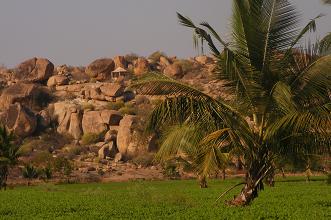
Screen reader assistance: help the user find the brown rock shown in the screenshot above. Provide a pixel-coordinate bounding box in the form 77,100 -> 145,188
99,83 -> 124,98
47,75 -> 69,87
0,83 -> 46,110
195,55 -> 213,65
85,58 -> 115,80
114,56 -> 127,68
37,109 -> 51,129
68,112 -> 83,139
134,58 -> 149,76
82,110 -> 122,134
117,115 -> 137,157
114,152 -> 123,162
164,64 -> 183,79
0,103 -> 37,137
159,56 -> 171,66
15,57 -> 54,83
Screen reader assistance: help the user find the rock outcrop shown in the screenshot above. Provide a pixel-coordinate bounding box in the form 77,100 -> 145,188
47,75 -> 69,87
82,110 -> 123,134
85,58 -> 115,80
164,63 -> 183,79
0,103 -> 37,137
0,83 -> 47,110
117,115 -> 137,157
51,102 -> 83,139
134,58 -> 149,76
14,57 -> 54,83
114,56 -> 127,68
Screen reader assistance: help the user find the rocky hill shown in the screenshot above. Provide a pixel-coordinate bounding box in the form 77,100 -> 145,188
0,53 -> 230,183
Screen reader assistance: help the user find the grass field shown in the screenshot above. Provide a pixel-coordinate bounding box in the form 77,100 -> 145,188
0,177 -> 330,219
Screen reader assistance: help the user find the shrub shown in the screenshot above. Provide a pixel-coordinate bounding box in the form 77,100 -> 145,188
119,106 -> 136,115
162,161 -> 180,178
125,53 -> 140,64
81,132 -> 105,145
148,51 -> 167,63
173,59 -> 194,73
22,164 -> 39,181
132,153 -> 155,167
81,103 -> 95,111
30,151 -> 53,166
107,100 -> 125,111
40,166 -> 52,181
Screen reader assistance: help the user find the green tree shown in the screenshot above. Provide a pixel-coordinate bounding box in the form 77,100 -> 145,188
0,126 -> 20,190
132,0 -> 331,206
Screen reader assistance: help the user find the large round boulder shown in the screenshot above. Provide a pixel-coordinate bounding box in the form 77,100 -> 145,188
82,110 -> 123,134
47,75 -> 69,87
85,58 -> 115,80
15,57 -> 54,83
164,63 -> 183,79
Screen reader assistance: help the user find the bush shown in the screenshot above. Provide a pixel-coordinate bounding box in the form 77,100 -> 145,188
125,53 -> 140,64
107,100 -> 125,111
22,164 -> 39,180
40,166 -> 52,181
132,153 -> 155,167
148,51 -> 167,63
162,161 -> 180,178
30,151 -> 53,166
119,106 -> 136,115
81,132 -> 105,145
173,59 -> 194,73
81,103 -> 95,111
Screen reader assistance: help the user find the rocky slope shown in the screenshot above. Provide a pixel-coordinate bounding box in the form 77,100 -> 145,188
0,54 -> 226,183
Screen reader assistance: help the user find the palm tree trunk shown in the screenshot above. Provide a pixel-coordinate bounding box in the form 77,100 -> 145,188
198,175 -> 208,188
222,169 -> 226,180
0,166 -> 8,190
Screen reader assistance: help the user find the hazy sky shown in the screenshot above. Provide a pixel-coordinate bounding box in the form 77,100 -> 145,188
0,0 -> 330,67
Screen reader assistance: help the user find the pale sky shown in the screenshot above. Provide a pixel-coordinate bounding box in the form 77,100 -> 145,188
0,0 -> 329,67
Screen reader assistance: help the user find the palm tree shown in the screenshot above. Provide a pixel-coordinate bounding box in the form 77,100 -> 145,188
0,126 -> 20,190
132,0 -> 331,206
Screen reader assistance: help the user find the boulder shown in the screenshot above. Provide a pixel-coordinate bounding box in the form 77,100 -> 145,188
51,102 -> 83,139
47,75 -> 69,87
68,112 -> 83,139
98,141 -> 117,159
37,109 -> 51,129
82,110 -> 123,134
195,56 -> 213,65
134,58 -> 149,76
114,152 -> 123,162
114,56 -> 127,68
0,83 -> 46,110
15,57 -> 54,83
99,83 -> 124,98
159,56 -> 171,66
117,115 -> 137,157
164,64 -> 183,79
85,58 -> 115,80
104,130 -> 117,142
0,103 -> 37,137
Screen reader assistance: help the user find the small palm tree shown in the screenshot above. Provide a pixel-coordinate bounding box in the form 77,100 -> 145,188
22,164 -> 39,186
133,0 -> 331,206
0,126 -> 20,190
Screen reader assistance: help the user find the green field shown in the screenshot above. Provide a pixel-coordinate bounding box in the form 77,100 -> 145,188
0,177 -> 330,219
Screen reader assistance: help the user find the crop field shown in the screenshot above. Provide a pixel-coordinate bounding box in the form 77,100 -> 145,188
0,177 -> 330,219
